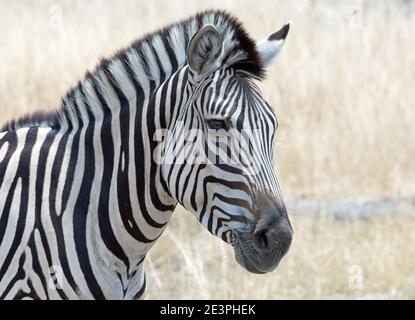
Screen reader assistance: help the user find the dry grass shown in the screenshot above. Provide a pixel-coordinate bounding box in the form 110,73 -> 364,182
146,207 -> 415,299
0,0 -> 414,299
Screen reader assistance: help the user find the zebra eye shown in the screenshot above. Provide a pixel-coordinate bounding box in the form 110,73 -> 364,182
206,118 -> 230,131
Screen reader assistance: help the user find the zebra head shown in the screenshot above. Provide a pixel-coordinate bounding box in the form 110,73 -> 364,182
160,20 -> 292,274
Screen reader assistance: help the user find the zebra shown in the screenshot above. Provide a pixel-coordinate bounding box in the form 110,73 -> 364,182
0,10 -> 292,299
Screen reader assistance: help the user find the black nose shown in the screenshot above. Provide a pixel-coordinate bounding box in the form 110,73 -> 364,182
252,194 -> 293,255
253,215 -> 276,251
253,222 -> 292,254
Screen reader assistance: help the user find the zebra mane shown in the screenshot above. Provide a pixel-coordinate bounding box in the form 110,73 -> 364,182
2,10 -> 264,131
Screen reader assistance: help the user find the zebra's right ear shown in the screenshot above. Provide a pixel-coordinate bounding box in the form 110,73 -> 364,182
187,24 -> 223,78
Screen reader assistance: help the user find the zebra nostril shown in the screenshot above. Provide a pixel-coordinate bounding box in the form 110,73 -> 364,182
253,228 -> 270,251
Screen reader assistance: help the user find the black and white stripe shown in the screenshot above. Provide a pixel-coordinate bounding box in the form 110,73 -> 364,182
0,10 -> 291,299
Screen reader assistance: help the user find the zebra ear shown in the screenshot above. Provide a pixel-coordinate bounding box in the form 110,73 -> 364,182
187,24 -> 223,77
256,22 -> 290,68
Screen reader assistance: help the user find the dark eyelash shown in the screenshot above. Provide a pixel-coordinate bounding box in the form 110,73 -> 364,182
206,118 -> 231,131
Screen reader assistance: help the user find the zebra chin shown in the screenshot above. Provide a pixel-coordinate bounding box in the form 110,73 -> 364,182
234,249 -> 278,274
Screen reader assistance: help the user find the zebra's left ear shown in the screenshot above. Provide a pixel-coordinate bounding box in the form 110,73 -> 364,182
256,22 -> 290,68
187,24 -> 223,77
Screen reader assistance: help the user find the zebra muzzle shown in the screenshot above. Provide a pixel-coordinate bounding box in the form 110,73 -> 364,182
234,192 -> 293,274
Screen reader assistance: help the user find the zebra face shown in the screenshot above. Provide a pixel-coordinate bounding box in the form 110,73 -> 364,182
161,22 -> 292,274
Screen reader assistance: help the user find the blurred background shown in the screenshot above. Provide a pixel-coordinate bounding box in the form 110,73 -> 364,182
0,0 -> 414,299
